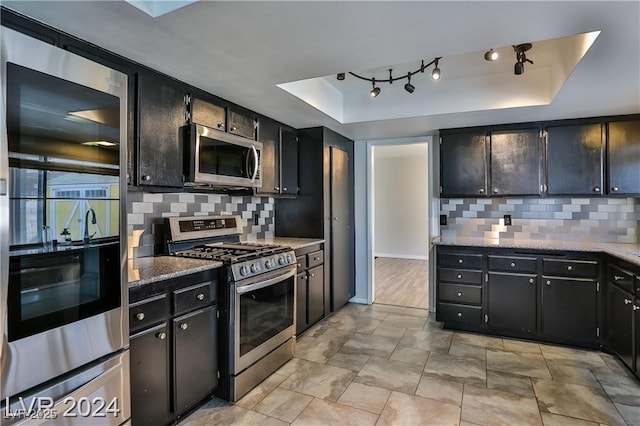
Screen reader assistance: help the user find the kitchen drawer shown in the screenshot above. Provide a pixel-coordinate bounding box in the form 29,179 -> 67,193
173,282 -> 214,315
439,283 -> 481,305
608,264 -> 635,293
488,256 -> 537,273
307,250 -> 324,269
130,294 -> 169,333
437,302 -> 482,324
543,259 -> 598,278
296,255 -> 308,273
438,268 -> 482,285
438,253 -> 482,269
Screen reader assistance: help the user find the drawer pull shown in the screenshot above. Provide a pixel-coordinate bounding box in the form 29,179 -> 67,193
457,292 -> 462,297
196,293 -> 206,301
314,257 -> 321,261
457,312 -> 463,318
624,299 -> 633,305
310,273 -> 315,277
633,305 -> 640,311
614,275 -> 625,281
546,280 -> 551,286
458,259 -> 463,264
156,332 -> 166,340
529,278 -> 534,284
180,323 -> 189,330
567,265 -> 573,271
298,263 -> 302,267
136,312 -> 145,321
457,274 -> 462,279
510,262 -> 516,267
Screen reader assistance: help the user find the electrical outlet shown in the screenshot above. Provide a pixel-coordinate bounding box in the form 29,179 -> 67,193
440,214 -> 447,226
254,213 -> 259,226
504,214 -> 512,226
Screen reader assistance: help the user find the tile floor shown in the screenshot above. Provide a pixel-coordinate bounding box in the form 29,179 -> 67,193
181,303 -> 640,426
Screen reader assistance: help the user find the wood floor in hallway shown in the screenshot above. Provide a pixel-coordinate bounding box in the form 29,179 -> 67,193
374,257 -> 429,309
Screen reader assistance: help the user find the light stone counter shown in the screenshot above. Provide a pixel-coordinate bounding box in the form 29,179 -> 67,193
251,237 -> 325,250
432,236 -> 640,266
128,256 -> 223,288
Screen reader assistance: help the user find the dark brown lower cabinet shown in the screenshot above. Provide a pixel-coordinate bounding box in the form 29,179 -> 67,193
295,244 -> 325,335
541,276 -> 597,344
607,283 -> 634,369
130,323 -> 171,426
487,272 -> 537,333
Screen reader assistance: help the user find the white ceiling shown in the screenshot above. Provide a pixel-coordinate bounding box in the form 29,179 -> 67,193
3,1 -> 639,141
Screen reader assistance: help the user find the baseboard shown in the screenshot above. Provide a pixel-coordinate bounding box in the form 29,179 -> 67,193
374,252 -> 428,261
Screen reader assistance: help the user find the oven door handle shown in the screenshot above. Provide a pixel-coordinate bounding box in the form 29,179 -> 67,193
236,268 -> 296,294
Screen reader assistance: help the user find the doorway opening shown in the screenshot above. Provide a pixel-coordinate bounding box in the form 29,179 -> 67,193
372,143 -> 429,309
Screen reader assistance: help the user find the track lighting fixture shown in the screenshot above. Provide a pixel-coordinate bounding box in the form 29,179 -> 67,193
404,73 -> 415,93
431,58 -> 441,80
513,43 -> 533,75
484,49 -> 499,61
370,79 -> 380,97
338,57 -> 442,98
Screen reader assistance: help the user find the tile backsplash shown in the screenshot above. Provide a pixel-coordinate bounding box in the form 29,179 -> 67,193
127,192 -> 275,258
440,197 -> 640,243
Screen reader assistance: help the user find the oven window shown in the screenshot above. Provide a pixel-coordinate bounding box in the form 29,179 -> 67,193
238,278 -> 294,357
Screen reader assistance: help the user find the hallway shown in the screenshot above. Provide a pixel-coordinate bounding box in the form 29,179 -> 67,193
374,257 -> 429,309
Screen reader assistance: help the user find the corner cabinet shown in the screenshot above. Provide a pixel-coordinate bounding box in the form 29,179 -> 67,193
129,270 -> 219,425
435,245 -> 603,348
256,117 -> 298,196
136,71 -> 188,187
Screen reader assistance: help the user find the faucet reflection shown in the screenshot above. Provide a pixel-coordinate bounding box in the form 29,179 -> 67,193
84,208 -> 97,243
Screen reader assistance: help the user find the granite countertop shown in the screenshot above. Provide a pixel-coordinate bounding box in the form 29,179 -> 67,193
432,236 -> 640,266
251,237 -> 325,250
128,256 -> 223,288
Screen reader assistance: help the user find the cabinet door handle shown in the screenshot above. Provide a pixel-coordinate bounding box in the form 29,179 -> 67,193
180,323 -> 189,330
546,280 -> 551,286
457,274 -> 462,279
593,186 -> 600,193
567,265 -> 573,271
633,305 -> 640,311
492,189 -> 498,194
457,312 -> 463,318
310,273 -> 315,277
612,186 -> 619,192
614,275 -> 625,281
458,259 -> 463,264
479,188 -> 485,194
457,292 -> 462,297
217,123 -> 224,129
136,312 -> 145,321
156,332 -> 166,340
142,175 -> 151,181
275,186 -> 280,191
510,262 -> 516,267
196,293 -> 205,301
624,299 -> 633,305
529,278 -> 534,284
231,126 -> 237,132
283,187 -> 288,191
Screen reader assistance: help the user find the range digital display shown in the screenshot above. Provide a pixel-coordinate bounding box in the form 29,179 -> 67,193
179,218 -> 236,233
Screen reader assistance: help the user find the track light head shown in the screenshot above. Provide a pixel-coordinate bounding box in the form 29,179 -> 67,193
484,49 -> 499,61
513,43 -> 533,75
337,73 -> 345,80
514,61 -> 525,75
370,79 -> 380,97
431,58 -> 441,80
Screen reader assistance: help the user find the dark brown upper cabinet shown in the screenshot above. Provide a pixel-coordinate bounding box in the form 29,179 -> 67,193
136,71 -> 187,187
545,123 -> 604,196
228,106 -> 257,140
607,119 -> 640,195
440,131 -> 488,197
189,94 -> 226,132
490,128 -> 541,196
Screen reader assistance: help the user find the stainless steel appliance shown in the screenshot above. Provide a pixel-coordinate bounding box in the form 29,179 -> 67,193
1,27 -> 130,424
166,215 -> 295,402
183,123 -> 263,189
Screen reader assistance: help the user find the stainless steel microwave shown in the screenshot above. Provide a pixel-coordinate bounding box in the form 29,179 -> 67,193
183,123 -> 262,188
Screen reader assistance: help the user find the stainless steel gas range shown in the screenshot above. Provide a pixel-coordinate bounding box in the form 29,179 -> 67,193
165,215 -> 296,402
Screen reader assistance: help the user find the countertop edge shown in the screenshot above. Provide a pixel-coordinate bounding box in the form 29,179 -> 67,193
128,258 -> 223,288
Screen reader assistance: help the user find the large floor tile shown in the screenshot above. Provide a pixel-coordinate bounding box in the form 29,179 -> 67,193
449,340 -> 487,361
399,329 -> 453,353
253,388 -> 313,422
486,370 -> 535,397
614,402 -> 640,426
380,313 -> 426,330
326,352 -> 370,372
295,335 -> 343,363
280,361 -> 356,402
291,398 -> 378,426
372,324 -> 407,338
415,376 -> 464,406
369,304 -> 407,315
547,364 -> 601,389
533,378 -> 626,425
593,369 -> 640,406
340,332 -> 399,358
389,346 -> 430,366
539,344 -> 608,370
180,398 -> 287,426
540,412 -> 598,426
503,338 -> 542,354
336,382 -> 391,414
325,314 -> 382,334
487,348 -> 552,379
453,332 -> 504,349
378,391 -> 461,426
461,384 -> 542,425
424,352 -> 487,386
402,307 -> 430,318
236,373 -> 288,409
354,356 -> 423,394
598,352 -> 633,377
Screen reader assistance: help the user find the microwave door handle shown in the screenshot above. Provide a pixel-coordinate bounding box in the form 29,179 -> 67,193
250,144 -> 259,182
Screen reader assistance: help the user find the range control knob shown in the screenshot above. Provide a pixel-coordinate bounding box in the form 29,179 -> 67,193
278,256 -> 286,265
250,262 -> 261,273
239,265 -> 249,276
265,259 -> 274,269
286,254 -> 293,264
